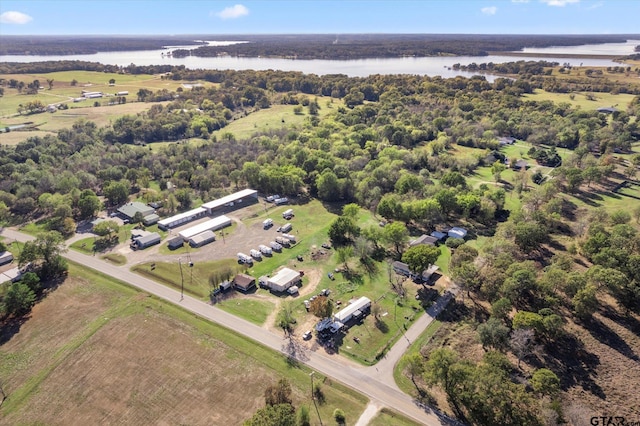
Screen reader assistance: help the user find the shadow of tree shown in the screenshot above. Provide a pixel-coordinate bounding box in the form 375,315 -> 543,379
586,316 -> 639,361
0,316 -> 29,346
374,318 -> 389,333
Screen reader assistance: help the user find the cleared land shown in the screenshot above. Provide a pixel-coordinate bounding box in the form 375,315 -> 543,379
523,89 -> 636,111
0,263 -> 368,425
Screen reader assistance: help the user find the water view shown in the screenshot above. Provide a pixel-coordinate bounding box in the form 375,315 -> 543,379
0,40 -> 635,80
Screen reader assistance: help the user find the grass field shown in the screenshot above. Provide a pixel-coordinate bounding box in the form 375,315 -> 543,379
0,262 -> 368,425
370,408 -> 422,426
523,89 -> 636,111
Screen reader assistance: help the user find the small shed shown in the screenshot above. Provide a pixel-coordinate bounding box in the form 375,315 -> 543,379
234,273 -> 256,292
0,251 -> 14,266
448,227 -> 468,239
167,236 -> 184,250
267,267 -> 301,292
409,234 -> 438,247
188,230 -> 216,248
131,232 -> 161,250
392,261 -> 411,277
143,213 -> 160,226
430,231 -> 447,241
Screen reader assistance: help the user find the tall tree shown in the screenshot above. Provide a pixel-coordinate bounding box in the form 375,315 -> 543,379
402,245 -> 441,276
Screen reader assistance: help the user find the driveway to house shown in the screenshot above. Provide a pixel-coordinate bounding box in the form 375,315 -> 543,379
2,228 -> 459,426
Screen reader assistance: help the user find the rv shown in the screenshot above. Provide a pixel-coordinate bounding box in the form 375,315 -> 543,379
270,241 -> 283,251
282,209 -> 294,219
282,233 -> 296,243
250,249 -> 262,260
263,218 -> 273,229
280,223 -> 293,233
258,244 -> 273,256
237,252 -> 253,264
275,236 -> 290,247
274,197 -> 289,205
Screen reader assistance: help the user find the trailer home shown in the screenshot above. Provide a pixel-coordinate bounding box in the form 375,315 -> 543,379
258,244 -> 273,255
250,249 -> 262,260
280,223 -> 292,233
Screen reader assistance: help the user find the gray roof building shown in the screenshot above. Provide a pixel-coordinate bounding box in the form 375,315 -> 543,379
118,202 -> 155,220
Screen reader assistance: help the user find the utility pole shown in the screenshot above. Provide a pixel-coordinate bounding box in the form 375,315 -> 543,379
178,257 -> 184,300
310,371 -> 323,425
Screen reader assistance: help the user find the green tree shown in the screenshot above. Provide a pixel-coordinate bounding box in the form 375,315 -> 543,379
328,216 -> 360,246
265,378 -> 293,406
514,222 -> 547,253
402,352 -> 425,392
402,245 -> 441,276
478,317 -> 510,351
103,181 -> 129,206
572,283 -> 598,320
296,406 -> 310,426
333,408 -> 346,424
244,404 -> 295,426
276,302 -> 296,336
491,161 -> 507,182
18,231 -> 68,279
530,368 -> 560,397
491,298 -> 512,321
77,189 -> 102,219
451,261 -> 481,297
92,220 -> 120,237
383,222 -> 409,256
4,282 -> 36,316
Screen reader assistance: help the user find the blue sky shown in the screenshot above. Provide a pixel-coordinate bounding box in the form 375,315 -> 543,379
0,0 -> 638,35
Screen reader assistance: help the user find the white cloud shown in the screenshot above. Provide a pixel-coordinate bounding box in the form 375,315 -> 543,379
587,1 -> 603,10
540,0 -> 580,6
481,6 -> 498,15
0,11 -> 33,24
214,4 -> 249,19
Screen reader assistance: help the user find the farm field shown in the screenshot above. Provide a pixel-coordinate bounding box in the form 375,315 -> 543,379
523,89 -> 636,111
0,263 -> 368,425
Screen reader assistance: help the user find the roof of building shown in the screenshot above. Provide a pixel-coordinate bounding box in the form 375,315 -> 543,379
143,213 -> 160,223
448,227 -> 468,238
498,136 -> 516,145
90,218 -> 106,226
334,296 -> 371,322
167,236 -> 184,247
0,251 -> 14,262
597,107 -> 618,113
158,207 -> 207,227
513,159 -> 528,169
410,234 -> 438,246
0,266 -> 22,285
178,215 -> 231,240
201,189 -> 257,211
430,231 -> 447,240
392,260 -> 410,271
234,273 -> 256,290
268,267 -> 301,287
134,232 -> 161,245
189,230 -> 216,245
117,202 -> 155,219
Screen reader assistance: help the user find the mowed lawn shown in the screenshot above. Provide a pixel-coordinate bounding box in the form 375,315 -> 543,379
0,263 -> 368,425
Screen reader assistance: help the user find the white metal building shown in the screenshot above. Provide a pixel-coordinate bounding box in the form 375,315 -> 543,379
333,296 -> 371,323
201,189 -> 258,214
267,267 -> 301,292
178,215 -> 231,240
158,207 -> 207,230
0,251 -> 14,266
188,230 -> 216,248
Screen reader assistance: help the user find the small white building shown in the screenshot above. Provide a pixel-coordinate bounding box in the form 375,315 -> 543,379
333,296 -> 371,324
267,267 -> 301,293
178,215 -> 231,240
158,207 -> 207,230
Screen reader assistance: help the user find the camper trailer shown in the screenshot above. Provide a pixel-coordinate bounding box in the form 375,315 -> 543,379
270,241 -> 283,251
282,233 -> 296,243
258,244 -> 273,256
275,236 -> 290,247
250,249 -> 262,260
263,218 -> 273,229
280,223 -> 293,233
282,209 -> 294,219
237,252 -> 253,264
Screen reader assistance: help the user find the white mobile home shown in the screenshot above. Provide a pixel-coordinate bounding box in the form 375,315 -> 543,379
267,268 -> 301,292
178,215 -> 231,240
333,296 -> 371,324
275,236 -> 290,247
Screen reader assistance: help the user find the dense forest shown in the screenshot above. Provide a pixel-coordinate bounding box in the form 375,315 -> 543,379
169,34 -> 634,59
0,34 -> 633,59
0,35 -> 202,55
1,63 -> 640,424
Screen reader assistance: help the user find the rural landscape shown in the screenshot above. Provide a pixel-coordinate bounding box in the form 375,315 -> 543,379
1,2 -> 640,426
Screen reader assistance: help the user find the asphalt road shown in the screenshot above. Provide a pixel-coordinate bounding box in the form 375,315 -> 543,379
2,228 -> 459,426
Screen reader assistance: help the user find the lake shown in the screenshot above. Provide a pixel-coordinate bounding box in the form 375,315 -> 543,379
1,39 -> 636,81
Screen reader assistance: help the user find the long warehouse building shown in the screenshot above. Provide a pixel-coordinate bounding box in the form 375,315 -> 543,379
201,189 -> 258,215
178,215 -> 232,240
158,207 -> 207,230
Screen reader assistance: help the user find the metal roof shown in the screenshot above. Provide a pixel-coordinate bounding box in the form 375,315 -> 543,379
201,189 -> 257,211
268,267 -> 300,288
178,215 -> 231,240
117,202 -> 155,219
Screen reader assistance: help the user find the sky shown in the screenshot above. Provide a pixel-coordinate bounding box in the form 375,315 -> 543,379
0,0 -> 638,35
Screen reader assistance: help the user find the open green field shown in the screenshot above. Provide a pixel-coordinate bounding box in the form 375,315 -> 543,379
523,89 -> 636,111
0,262 -> 368,425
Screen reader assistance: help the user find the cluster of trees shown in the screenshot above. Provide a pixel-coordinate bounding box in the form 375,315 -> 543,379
0,233 -> 68,318
243,378 -> 311,426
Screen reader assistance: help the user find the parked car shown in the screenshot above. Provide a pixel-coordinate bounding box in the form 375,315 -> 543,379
303,330 -> 312,340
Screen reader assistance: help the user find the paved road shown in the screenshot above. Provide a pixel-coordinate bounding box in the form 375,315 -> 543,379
2,228 -> 459,426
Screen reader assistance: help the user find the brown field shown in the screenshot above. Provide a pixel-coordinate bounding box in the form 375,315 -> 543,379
0,265 -> 368,425
411,294 -> 640,424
